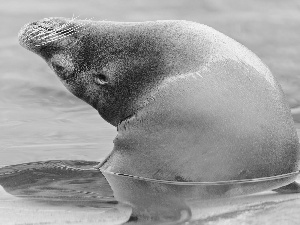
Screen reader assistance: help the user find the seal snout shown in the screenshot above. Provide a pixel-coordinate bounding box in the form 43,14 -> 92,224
18,17 -> 80,51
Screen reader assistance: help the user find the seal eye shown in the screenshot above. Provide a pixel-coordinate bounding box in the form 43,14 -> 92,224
52,62 -> 65,74
94,73 -> 108,85
50,54 -> 75,80
51,61 -> 73,80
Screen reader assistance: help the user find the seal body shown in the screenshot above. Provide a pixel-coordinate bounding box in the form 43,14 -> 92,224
18,18 -> 300,184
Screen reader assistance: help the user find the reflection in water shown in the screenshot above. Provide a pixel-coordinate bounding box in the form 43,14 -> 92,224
1,0 -> 300,224
0,160 -> 132,224
103,168 -> 299,223
2,160 -> 300,224
0,160 -> 191,224
0,160 -> 114,202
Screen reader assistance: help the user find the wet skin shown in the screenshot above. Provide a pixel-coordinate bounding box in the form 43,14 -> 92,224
18,18 -> 300,192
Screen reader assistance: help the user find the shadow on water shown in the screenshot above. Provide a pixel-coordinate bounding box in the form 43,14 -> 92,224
1,160 -> 300,225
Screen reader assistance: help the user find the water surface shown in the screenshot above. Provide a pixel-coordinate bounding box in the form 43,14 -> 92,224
1,0 -> 300,224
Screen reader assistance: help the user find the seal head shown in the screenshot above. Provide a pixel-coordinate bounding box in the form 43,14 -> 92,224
19,18 -> 300,183
19,17 -> 204,126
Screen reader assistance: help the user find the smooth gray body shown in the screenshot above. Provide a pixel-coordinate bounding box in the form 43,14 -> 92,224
19,18 -> 300,185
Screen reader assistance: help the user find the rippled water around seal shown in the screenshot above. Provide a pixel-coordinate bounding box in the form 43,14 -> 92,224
1,0 -> 300,224
0,160 -> 134,224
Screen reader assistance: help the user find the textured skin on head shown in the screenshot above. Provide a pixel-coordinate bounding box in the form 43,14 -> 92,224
19,18 -> 300,182
19,19 -> 212,126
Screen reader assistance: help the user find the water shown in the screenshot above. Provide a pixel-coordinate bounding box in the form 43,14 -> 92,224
1,0 -> 300,224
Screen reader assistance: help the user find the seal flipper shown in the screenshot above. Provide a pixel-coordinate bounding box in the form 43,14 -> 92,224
273,181 -> 300,193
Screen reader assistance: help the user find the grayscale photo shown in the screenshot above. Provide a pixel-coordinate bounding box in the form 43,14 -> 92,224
1,0 -> 300,224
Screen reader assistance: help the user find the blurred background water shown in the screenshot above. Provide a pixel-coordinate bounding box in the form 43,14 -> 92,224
1,0 -> 300,166
1,0 -> 300,224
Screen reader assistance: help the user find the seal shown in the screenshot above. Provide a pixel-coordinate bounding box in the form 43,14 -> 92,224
18,18 -> 300,193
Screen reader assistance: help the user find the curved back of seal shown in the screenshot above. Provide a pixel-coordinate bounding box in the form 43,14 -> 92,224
100,21 -> 300,182
18,18 -> 300,182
